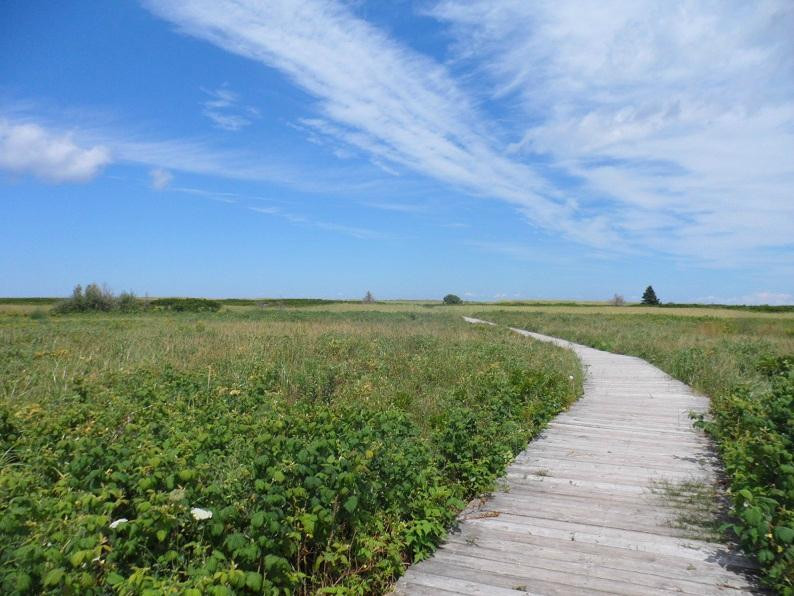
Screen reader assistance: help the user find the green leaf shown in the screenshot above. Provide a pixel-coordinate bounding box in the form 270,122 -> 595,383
69,550 -> 86,567
14,573 -> 32,591
300,513 -> 316,535
245,571 -> 262,591
264,554 -> 288,571
156,529 -> 168,542
106,572 -> 125,586
774,526 -> 794,544
178,469 -> 195,481
43,568 -> 65,587
224,532 -> 247,551
344,495 -> 358,513
250,511 -> 265,528
743,506 -> 763,526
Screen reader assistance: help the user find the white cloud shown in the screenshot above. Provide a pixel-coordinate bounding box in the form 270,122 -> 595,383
201,85 -> 259,131
142,0 -> 575,234
0,106 -> 390,198
249,205 -> 381,239
363,201 -> 425,213
0,119 -> 110,182
430,0 -> 794,263
149,167 -> 173,189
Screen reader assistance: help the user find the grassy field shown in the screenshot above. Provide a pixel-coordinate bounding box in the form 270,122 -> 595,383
479,310 -> 794,593
3,300 -> 793,593
0,307 -> 580,594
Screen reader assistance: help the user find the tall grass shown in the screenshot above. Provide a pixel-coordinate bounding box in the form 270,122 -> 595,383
0,310 -> 580,594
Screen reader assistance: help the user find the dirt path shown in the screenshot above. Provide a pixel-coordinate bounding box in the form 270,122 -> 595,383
395,318 -> 759,595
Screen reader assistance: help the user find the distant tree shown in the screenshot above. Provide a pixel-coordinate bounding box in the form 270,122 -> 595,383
641,285 -> 660,305
442,294 -> 463,305
362,291 -> 375,304
608,293 -> 625,306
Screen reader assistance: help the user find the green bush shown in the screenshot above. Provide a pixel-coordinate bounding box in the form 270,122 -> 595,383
442,294 -> 462,305
53,284 -> 143,314
149,298 -> 221,312
699,357 -> 794,590
0,312 -> 579,593
51,285 -> 224,315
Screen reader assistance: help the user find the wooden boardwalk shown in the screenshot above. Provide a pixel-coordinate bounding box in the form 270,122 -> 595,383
395,321 -> 759,595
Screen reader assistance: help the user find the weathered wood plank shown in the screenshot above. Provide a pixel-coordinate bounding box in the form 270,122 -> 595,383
442,532 -> 756,589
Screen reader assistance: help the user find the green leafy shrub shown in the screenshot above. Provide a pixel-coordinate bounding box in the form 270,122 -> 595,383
149,298 -> 221,312
53,284 -> 144,314
699,357 -> 794,591
442,294 -> 462,305
0,311 -> 579,593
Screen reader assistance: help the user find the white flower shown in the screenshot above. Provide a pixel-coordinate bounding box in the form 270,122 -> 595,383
568,375 -> 574,380
109,518 -> 128,529
190,507 -> 213,520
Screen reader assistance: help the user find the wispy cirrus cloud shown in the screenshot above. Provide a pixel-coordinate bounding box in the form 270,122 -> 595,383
249,205 -> 381,239
201,84 -> 259,131
141,0 -> 583,237
362,201 -> 426,214
0,119 -> 110,182
149,167 -> 173,190
430,0 -> 794,264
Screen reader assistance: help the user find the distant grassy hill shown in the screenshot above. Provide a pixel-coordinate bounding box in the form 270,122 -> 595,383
648,302 -> 794,313
2,296 -> 791,312
0,297 -> 59,305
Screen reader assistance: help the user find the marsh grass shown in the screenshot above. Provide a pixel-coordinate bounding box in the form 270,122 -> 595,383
0,308 -> 581,594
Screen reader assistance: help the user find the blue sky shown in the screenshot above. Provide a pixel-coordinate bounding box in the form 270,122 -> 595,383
1,1 -> 793,303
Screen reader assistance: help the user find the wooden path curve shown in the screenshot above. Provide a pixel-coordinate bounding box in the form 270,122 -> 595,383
395,319 -> 759,595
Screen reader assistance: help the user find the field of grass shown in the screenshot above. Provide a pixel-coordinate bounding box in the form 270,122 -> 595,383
0,307 -> 580,594
478,310 -> 794,593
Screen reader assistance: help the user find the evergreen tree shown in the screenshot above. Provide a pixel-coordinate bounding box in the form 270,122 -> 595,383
641,285 -> 660,305
362,291 -> 375,304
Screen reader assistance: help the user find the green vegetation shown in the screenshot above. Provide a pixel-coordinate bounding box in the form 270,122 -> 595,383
51,285 -> 222,314
219,299 -> 349,308
0,308 -> 580,594
649,478 -> 723,542
0,297 -> 59,305
442,294 -> 462,305
479,310 -> 794,593
53,284 -> 139,314
149,298 -> 221,312
652,303 -> 794,313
